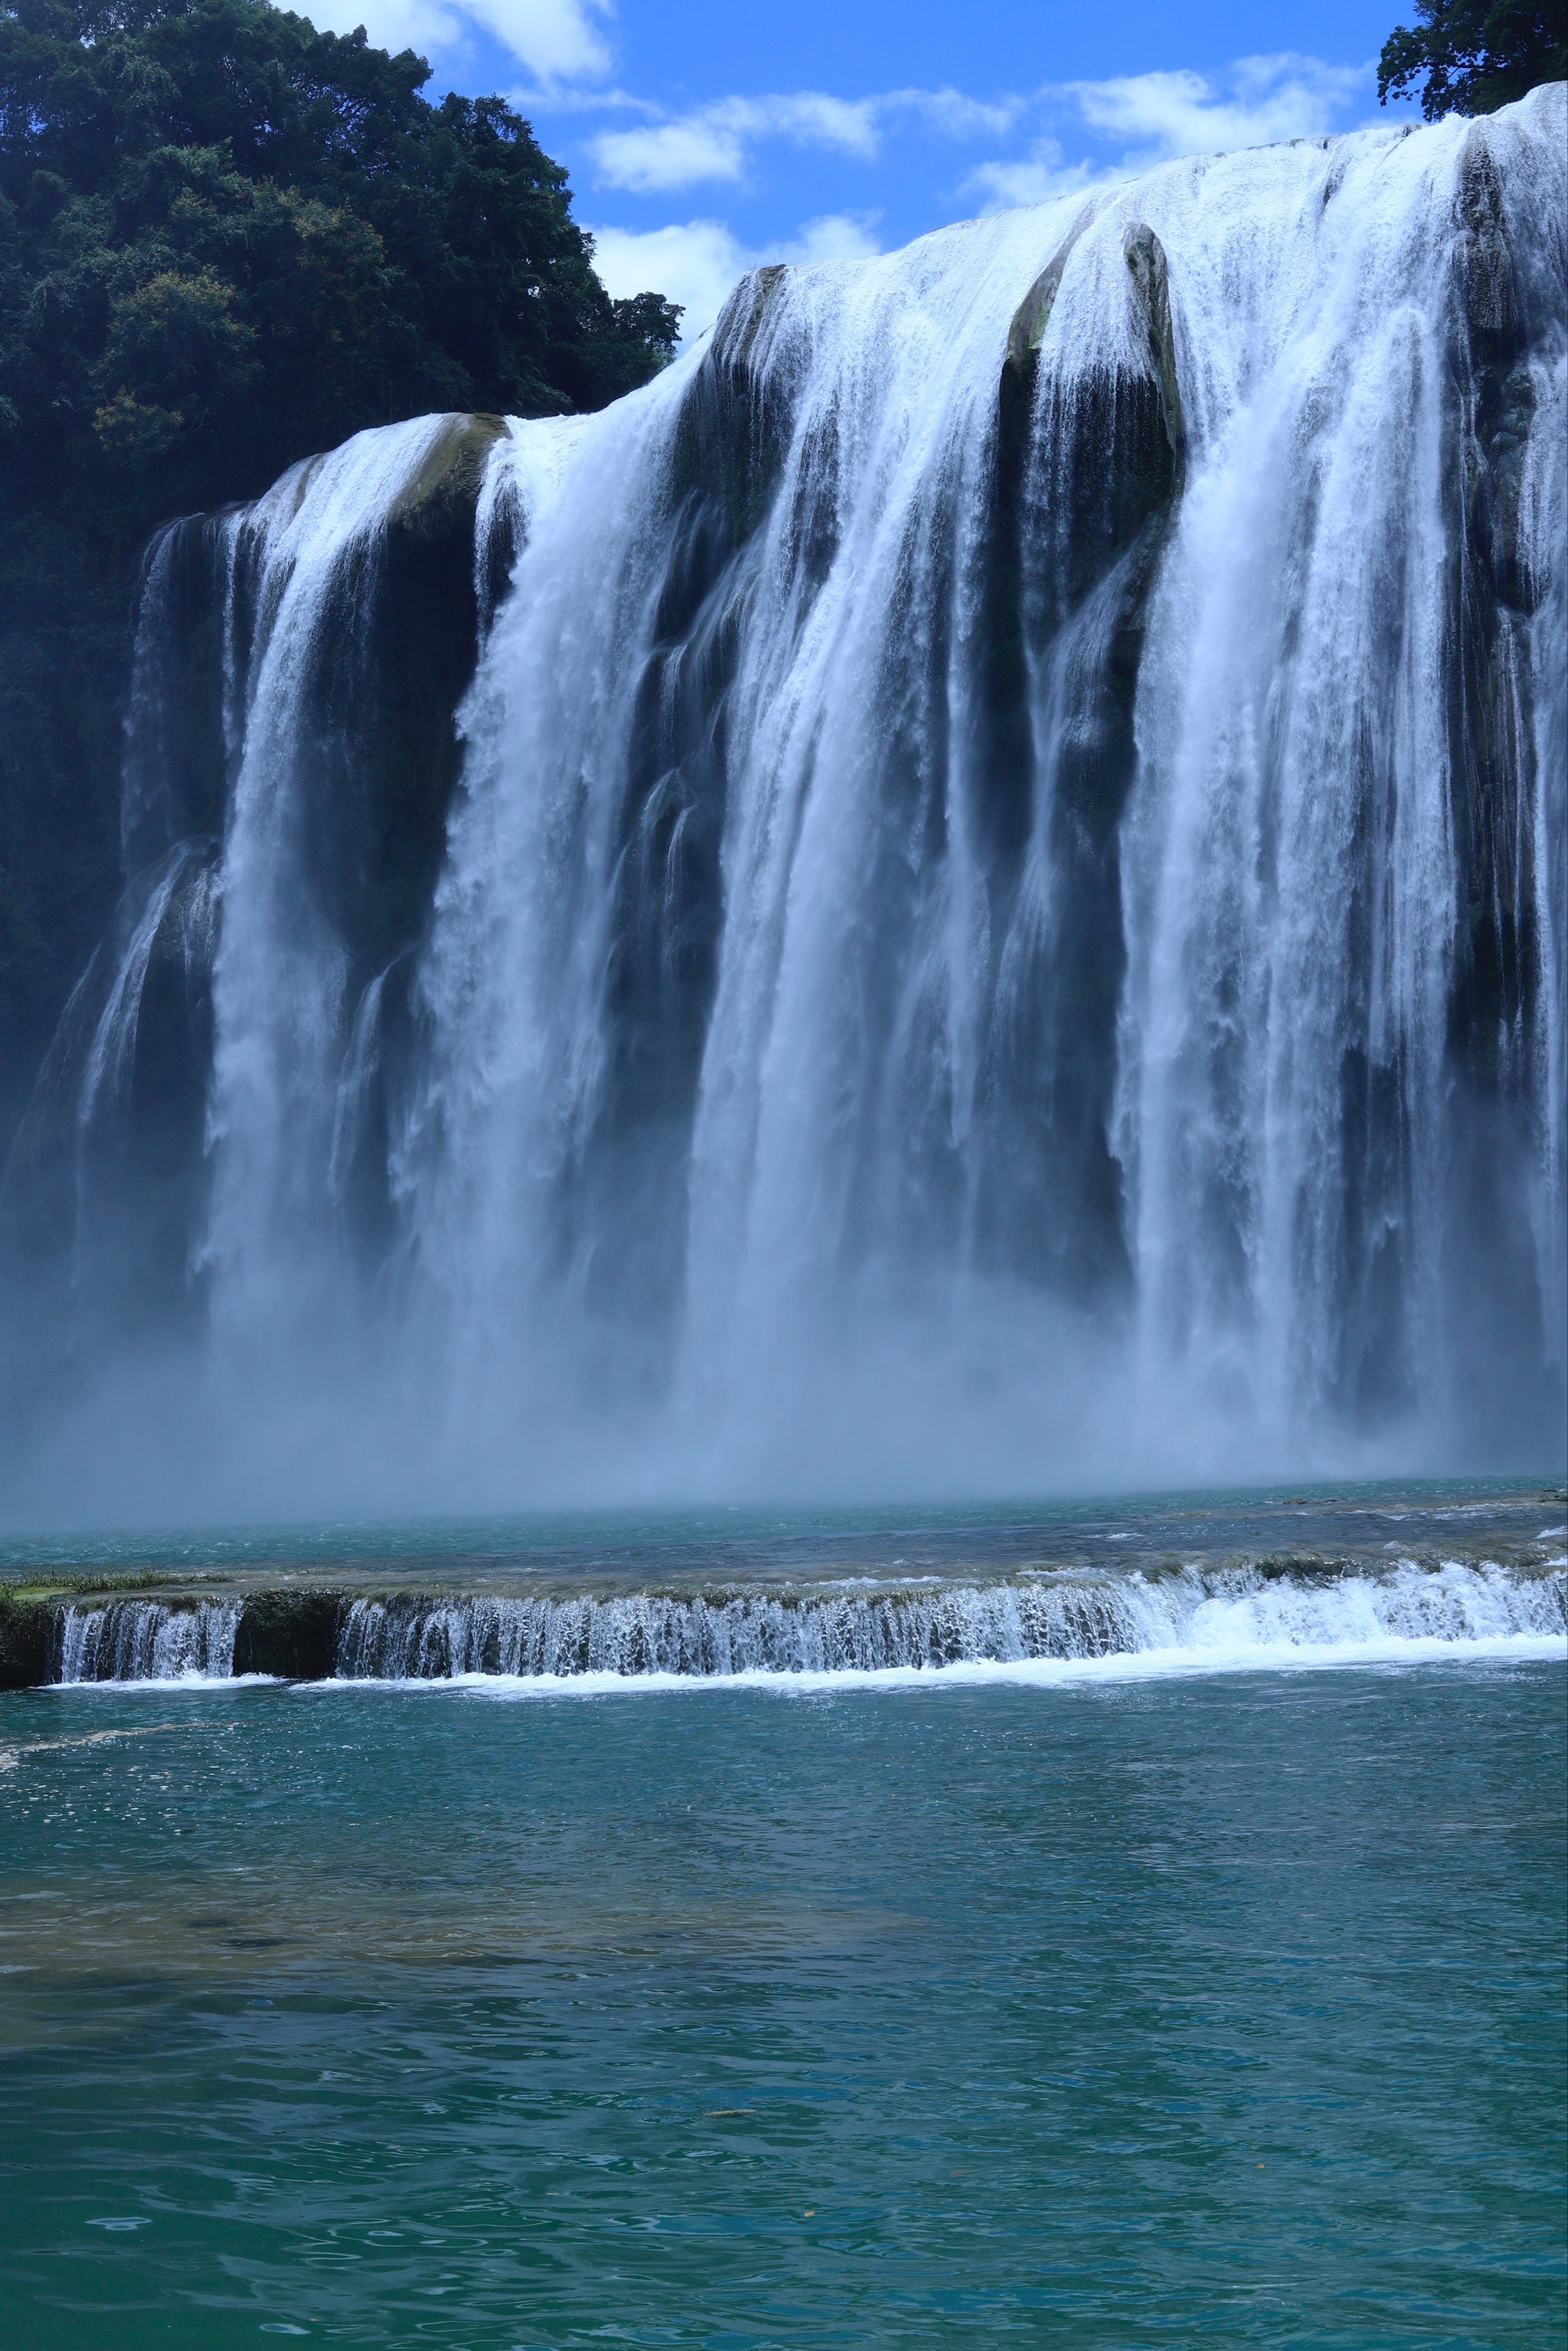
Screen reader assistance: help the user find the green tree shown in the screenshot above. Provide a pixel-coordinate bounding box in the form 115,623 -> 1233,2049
1378,0 -> 1568,117
0,0 -> 681,1125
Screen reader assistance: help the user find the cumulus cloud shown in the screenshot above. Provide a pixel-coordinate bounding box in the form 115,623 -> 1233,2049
591,94 -> 880,192
307,0 -> 614,83
965,139 -> 1104,211
590,213 -> 881,342
1068,54 -> 1366,158
965,54 -> 1369,211
584,54 -> 1367,216
590,86 -> 1019,194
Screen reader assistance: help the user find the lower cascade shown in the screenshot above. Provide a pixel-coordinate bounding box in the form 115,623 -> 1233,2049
28,1563 -> 1568,1683
2,90 -> 1564,1506
333,1566 -> 1568,1679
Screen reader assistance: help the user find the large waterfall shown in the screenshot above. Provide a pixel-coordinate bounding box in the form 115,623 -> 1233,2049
3,90 -> 1563,1516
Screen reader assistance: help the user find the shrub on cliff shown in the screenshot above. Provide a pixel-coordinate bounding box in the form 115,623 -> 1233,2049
1379,0 -> 1568,116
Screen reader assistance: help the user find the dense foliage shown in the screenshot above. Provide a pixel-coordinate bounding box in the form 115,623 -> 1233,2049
1378,0 -> 1567,116
0,0 -> 679,1126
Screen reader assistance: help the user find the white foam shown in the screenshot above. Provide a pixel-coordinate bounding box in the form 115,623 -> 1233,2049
45,1673 -> 279,1694
302,1628 -> 1566,1701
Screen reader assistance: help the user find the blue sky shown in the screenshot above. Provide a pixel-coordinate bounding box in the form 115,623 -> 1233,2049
302,0 -> 1423,336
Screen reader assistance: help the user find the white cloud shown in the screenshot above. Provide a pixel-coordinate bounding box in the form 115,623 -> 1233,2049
584,56 -> 1364,210
888,87 -> 1021,141
593,118 -> 748,190
965,138 -> 1105,211
1067,54 -> 1365,160
465,0 -> 612,80
308,0 -> 612,83
304,0 -> 456,59
591,93 -> 882,194
590,213 -> 881,342
585,51 -> 1373,336
589,85 -> 1022,194
787,213 -> 885,263
964,53 -> 1369,214
508,81 -> 659,115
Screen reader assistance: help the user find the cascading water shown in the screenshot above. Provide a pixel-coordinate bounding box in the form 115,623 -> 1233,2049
2,91 -> 1563,1512
333,1561 -> 1568,1682
55,1599 -> 239,1683
31,1556 -> 1564,1686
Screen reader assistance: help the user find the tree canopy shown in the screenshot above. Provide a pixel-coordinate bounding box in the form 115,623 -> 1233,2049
0,0 -> 680,510
1378,0 -> 1567,117
0,0 -> 680,1126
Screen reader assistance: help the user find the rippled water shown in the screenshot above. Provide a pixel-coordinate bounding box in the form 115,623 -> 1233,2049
2,1474 -> 1553,1583
1,1660 -> 1562,2347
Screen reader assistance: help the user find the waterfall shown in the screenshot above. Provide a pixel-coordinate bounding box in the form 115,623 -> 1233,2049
406,91 -> 1566,1482
26,1560 -> 1565,1685
203,413 -> 517,1347
335,1560 -> 1568,1680
55,1600 -> 240,1682
1115,105 -> 1567,1436
5,90 -> 1563,1507
0,839 -> 218,1337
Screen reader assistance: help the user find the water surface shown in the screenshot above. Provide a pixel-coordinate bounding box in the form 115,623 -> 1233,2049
2,1657 -> 1562,2346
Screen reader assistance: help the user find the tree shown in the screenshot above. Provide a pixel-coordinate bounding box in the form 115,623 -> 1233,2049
0,0 -> 682,1125
0,0 -> 681,507
1378,0 -> 1568,117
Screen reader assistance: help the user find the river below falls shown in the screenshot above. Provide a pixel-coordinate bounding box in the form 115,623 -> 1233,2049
0,1651 -> 1563,2347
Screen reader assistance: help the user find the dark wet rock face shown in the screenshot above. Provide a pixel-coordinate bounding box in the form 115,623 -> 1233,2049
231,1591 -> 345,1680
302,415 -> 507,980
0,1592 -> 54,1690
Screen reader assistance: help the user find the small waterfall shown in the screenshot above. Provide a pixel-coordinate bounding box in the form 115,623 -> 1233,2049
30,1561 -> 1563,1686
338,1580 -> 1165,1677
335,1562 -> 1567,1680
0,839 -> 219,1328
74,847 -> 215,1147
55,1600 -> 240,1683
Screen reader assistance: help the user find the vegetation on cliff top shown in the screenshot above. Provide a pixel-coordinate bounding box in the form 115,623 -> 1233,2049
1379,0 -> 1567,116
0,0 -> 680,1128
